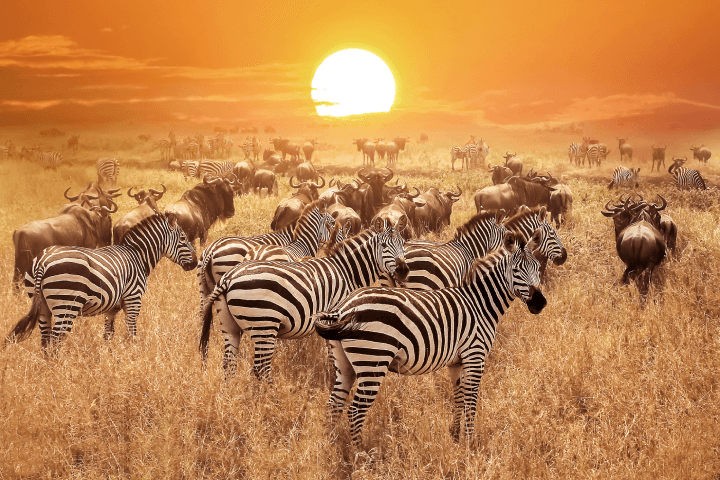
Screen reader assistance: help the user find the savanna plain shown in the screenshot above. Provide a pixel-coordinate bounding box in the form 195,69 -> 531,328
1,130 -> 719,479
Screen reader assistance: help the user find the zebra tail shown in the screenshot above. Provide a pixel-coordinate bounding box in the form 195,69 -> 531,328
314,311 -> 364,341
198,284 -> 224,361
5,280 -> 43,346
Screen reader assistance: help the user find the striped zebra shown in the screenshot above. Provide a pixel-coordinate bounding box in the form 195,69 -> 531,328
668,158 -> 706,190
380,207 -> 565,289
198,160 -> 235,179
33,150 -> 63,169
6,214 -> 197,349
241,139 -> 253,159
0,145 -> 9,161
181,159 -> 200,179
314,231 -> 546,446
160,139 -> 175,161
586,144 -> 610,167
198,219 -> 408,379
568,142 -> 585,165
465,142 -> 480,168
96,157 -> 120,188
608,166 -> 640,190
450,145 -> 469,171
245,200 -> 335,262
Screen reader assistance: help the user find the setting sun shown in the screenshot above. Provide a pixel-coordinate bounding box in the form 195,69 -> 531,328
312,49 -> 395,117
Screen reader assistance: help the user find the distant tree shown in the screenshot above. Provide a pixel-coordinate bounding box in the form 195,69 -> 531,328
229,126 -> 239,134
264,125 -> 276,134
419,133 -> 429,143
40,128 -> 65,137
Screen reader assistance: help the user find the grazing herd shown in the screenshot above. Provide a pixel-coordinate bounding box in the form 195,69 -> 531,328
1,132 -> 715,450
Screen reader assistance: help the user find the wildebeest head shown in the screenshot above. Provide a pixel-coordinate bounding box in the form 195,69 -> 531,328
358,167 -> 393,203
651,145 -> 666,159
601,194 -> 647,238
393,137 -> 410,150
668,156 -> 687,174
203,174 -> 236,219
488,163 -> 513,185
271,137 -> 289,152
128,184 -> 166,213
503,151 -> 517,164
353,138 -> 369,151
289,175 -> 325,201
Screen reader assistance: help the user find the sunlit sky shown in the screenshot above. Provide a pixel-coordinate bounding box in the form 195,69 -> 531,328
1,0 -> 719,132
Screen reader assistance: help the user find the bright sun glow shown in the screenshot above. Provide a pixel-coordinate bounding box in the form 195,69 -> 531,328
312,49 -> 395,117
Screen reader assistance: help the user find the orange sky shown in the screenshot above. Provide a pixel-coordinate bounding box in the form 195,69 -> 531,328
1,0 -> 719,132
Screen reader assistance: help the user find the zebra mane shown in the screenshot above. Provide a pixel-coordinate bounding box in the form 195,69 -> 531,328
504,207 -> 543,230
461,248 -> 506,286
292,199 -> 326,239
324,227 -> 374,257
120,213 -> 165,245
452,211 -> 500,240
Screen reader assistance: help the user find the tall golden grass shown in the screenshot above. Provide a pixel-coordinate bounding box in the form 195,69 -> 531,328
1,140 -> 719,478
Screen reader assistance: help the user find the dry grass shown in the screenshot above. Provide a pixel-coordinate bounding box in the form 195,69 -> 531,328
1,136 -> 719,479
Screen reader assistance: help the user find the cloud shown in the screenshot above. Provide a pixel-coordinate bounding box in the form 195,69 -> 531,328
509,99 -> 554,109
78,84 -> 148,90
101,28 -> 113,33
163,62 -> 307,80
551,93 -> 720,122
0,35 -> 149,70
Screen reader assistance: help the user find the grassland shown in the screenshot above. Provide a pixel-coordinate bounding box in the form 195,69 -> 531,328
1,134 -> 719,479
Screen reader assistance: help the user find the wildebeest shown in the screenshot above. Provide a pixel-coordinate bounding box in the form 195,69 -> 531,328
474,176 -> 555,213
618,138 -> 633,162
353,138 -> 375,166
270,176 -> 326,231
164,175 -> 237,246
232,160 -> 256,194
67,135 -> 79,151
414,187 -> 462,234
690,145 -> 711,163
271,138 -> 301,161
12,191 -> 117,291
651,145 -> 667,172
374,138 -> 387,161
113,185 -> 166,244
327,203 -> 362,236
303,139 -> 317,161
357,167 -> 393,225
488,163 -> 513,185
371,189 -> 425,240
387,137 -> 409,165
295,161 -> 324,183
504,151 -> 522,176
250,169 -> 279,196
548,183 -> 573,227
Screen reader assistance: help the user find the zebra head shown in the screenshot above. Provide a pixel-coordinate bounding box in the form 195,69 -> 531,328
504,231 -> 546,314
534,207 -> 567,266
164,214 -> 198,271
373,218 -> 408,285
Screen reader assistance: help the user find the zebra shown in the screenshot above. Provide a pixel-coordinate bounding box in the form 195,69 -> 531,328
160,138 -> 175,161
6,214 -> 197,349
33,150 -> 63,169
465,142 -> 480,169
198,219 -> 408,380
668,157 -> 706,190
181,159 -> 200,179
568,142 -> 585,165
379,207 -> 565,289
608,166 -> 640,190
0,145 -> 9,161
586,143 -> 610,167
244,200 -> 335,262
198,160 -> 235,179
314,230 -> 546,447
96,157 -> 120,188
450,145 -> 469,171
241,139 -> 253,159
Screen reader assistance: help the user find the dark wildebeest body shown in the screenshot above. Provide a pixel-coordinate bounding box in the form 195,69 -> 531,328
296,161 -> 324,183
354,138 -> 375,166
12,192 -> 117,291
690,146 -> 711,163
372,190 -> 425,240
251,170 -> 279,196
474,184 -> 519,213
503,152 -> 522,176
618,138 -> 633,162
113,185 -> 166,244
651,145 -> 666,172
328,203 -> 362,236
270,176 -> 325,231
548,184 -> 573,228
303,139 -> 317,161
616,221 -> 666,294
488,163 -> 513,185
374,139 -> 387,161
164,176 -> 236,246
414,187 -> 462,234
357,167 -> 393,226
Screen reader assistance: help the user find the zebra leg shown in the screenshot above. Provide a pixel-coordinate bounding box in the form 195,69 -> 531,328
347,358 -> 392,447
249,326 -> 280,381
103,308 -> 121,341
121,295 -> 143,338
460,361 -> 484,443
448,365 -> 464,441
218,300 -> 243,377
327,340 -> 357,426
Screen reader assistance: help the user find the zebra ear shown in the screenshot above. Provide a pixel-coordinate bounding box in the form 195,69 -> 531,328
503,232 -> 516,252
343,220 -> 352,236
527,228 -> 542,252
166,213 -> 178,229
538,206 -> 547,222
395,215 -> 408,233
373,217 -> 385,233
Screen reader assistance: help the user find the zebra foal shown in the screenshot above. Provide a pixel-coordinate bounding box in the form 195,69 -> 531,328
314,230 -> 546,447
6,214 -> 197,349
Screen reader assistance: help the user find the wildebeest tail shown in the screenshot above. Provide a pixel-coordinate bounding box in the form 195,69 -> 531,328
314,311 -> 364,341
5,274 -> 43,345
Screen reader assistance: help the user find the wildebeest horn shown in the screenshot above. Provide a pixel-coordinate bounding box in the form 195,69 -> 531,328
203,174 -> 222,185
106,187 -> 122,198
127,186 -> 141,201
329,178 -> 337,188
652,195 -> 667,212
91,198 -> 118,215
64,187 -> 81,201
604,200 -> 623,213
383,167 -> 394,183
449,186 -> 462,198
505,151 -> 511,157
289,176 -> 302,189
488,163 -> 493,171
357,167 -> 370,183
313,176 -> 326,189
408,187 -> 421,198
148,184 -> 167,200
